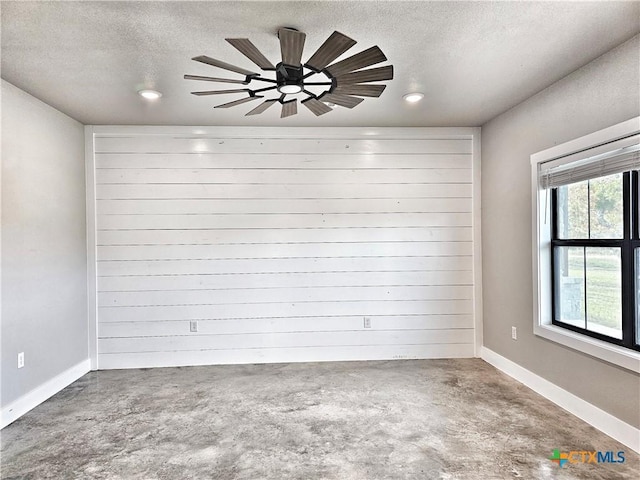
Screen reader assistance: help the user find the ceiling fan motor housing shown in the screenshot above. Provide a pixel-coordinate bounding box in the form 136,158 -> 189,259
276,63 -> 304,94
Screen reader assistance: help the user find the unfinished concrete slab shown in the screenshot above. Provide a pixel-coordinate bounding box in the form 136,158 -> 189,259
1,359 -> 637,479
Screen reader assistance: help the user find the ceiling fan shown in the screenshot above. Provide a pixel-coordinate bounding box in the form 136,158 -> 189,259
185,28 -> 393,118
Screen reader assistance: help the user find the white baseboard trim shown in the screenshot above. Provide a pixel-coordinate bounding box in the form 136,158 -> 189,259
1,358 -> 91,429
480,347 -> 639,453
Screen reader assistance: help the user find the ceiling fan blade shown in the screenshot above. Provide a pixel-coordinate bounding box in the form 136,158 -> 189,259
333,84 -> 386,97
301,97 -> 333,116
184,74 -> 249,85
192,55 -> 258,76
191,89 -> 251,96
278,28 -> 306,67
319,93 -> 363,109
325,46 -> 387,77
335,65 -> 394,84
305,31 -> 357,72
245,99 -> 278,116
215,96 -> 263,109
226,38 -> 276,70
281,99 -> 298,118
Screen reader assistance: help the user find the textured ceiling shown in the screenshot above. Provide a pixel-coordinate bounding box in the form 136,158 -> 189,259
1,1 -> 639,127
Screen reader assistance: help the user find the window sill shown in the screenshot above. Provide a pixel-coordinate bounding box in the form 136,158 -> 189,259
534,323 -> 640,373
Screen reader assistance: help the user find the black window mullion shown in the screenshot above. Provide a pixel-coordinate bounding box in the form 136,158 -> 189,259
587,180 -> 591,239
552,239 -> 623,248
551,188 -> 557,324
633,170 -> 639,240
551,188 -> 558,239
582,246 -> 587,330
633,239 -> 640,348
634,171 -> 640,347
624,172 -> 632,240
621,172 -> 633,348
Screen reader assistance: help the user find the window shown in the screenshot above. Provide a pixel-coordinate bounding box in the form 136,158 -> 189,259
552,172 -> 635,347
531,117 -> 640,372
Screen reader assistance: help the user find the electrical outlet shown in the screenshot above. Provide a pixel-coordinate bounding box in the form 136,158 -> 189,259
18,352 -> 25,369
190,320 -> 198,333
511,326 -> 517,340
363,317 -> 371,329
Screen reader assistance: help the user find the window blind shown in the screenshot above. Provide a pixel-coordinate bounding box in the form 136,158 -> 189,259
540,133 -> 640,189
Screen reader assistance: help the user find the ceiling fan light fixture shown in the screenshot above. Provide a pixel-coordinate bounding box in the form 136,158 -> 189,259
138,89 -> 162,100
403,92 -> 424,103
278,84 -> 303,94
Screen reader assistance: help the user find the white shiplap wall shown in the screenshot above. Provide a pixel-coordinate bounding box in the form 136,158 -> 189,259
89,127 -> 480,369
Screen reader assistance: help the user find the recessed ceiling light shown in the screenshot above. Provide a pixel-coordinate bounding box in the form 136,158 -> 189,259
138,89 -> 162,100
324,102 -> 337,109
403,92 -> 424,103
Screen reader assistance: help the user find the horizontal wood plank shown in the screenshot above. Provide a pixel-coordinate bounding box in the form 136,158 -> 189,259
99,315 -> 474,337
98,285 -> 473,307
96,168 -> 471,185
97,256 -> 473,276
94,137 -> 472,155
98,299 -> 474,322
96,241 -> 473,261
97,343 -> 476,369
97,212 -> 472,230
97,198 -> 471,215
97,270 -> 474,292
97,227 -> 473,245
96,183 -> 472,200
98,329 -> 476,353
96,153 -> 471,170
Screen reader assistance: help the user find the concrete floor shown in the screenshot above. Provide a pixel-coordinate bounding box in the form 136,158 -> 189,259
0,359 -> 637,479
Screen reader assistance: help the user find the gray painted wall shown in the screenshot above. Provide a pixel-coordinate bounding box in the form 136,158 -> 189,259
481,35 -> 640,428
1,80 -> 88,407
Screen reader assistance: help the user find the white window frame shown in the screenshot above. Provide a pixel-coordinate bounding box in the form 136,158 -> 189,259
531,117 -> 640,373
